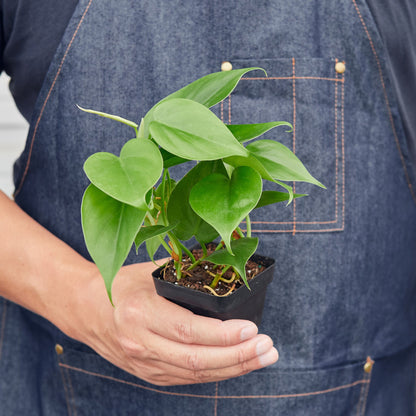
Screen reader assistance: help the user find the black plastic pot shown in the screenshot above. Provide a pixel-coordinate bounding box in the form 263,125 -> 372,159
152,254 -> 275,326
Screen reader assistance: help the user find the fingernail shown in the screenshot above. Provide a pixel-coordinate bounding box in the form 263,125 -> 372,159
256,338 -> 272,356
240,324 -> 258,341
259,348 -> 279,367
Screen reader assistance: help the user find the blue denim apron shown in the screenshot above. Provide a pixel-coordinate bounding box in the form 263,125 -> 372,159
1,0 -> 416,414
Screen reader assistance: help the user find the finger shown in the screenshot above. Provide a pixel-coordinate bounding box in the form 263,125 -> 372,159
148,296 -> 259,346
134,347 -> 279,386
140,330 -> 275,371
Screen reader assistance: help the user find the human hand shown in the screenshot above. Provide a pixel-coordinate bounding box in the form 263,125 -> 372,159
79,261 -> 279,386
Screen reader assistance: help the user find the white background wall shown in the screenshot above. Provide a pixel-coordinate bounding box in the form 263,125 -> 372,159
0,74 -> 28,196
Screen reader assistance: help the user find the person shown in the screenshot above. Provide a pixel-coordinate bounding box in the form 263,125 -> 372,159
0,1 -> 415,415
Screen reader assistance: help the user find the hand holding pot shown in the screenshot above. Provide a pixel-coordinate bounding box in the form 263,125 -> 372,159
83,261 -> 279,386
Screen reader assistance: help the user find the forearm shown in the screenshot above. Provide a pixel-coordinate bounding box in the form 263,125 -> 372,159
0,191 -> 277,385
0,190 -> 100,338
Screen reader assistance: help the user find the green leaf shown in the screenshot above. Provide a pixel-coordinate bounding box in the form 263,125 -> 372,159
164,67 -> 265,108
142,68 -> 264,139
227,122 -> 293,143
205,238 -> 259,288
149,99 -> 248,161
255,190 -> 306,209
224,153 -> 295,204
189,166 -> 262,254
224,153 -> 275,181
77,105 -> 138,130
84,139 -> 163,209
81,185 -> 146,301
246,140 -> 325,188
135,224 -> 177,253
167,161 -> 225,241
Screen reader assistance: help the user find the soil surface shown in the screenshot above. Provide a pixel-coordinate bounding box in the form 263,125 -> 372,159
159,243 -> 264,296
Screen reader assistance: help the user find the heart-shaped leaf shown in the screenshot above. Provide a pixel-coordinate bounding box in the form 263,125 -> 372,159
206,238 -> 259,288
81,185 -> 146,301
149,99 -> 248,161
246,140 -> 325,188
84,139 -> 163,209
167,161 -> 225,242
142,68 -> 265,138
189,166 -> 262,254
227,121 -> 293,143
164,67 -> 265,108
224,153 -> 294,204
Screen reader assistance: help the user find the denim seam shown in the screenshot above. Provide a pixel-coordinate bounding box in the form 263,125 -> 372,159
58,360 -> 76,416
334,62 -> 339,226
13,0 -> 94,199
351,0 -> 416,205
214,381 -> 219,415
236,69 -> 345,233
292,57 -> 297,236
65,364 -> 78,416
0,299 -> 8,362
355,362 -> 373,416
59,363 -> 369,399
243,77 -> 343,82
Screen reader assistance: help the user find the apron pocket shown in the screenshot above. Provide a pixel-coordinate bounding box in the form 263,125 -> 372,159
56,338 -> 372,416
212,58 -> 345,234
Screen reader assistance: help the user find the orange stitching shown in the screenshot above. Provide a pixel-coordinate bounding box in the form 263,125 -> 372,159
214,382 -> 219,416
65,365 -> 78,416
355,367 -> 373,416
222,379 -> 369,400
292,58 -> 297,236
58,362 -> 74,416
251,220 -> 338,225
334,63 -> 339,224
13,0 -> 94,199
234,65 -> 345,232
351,0 -> 416,204
59,364 -> 214,398
242,76 -> 344,82
250,228 -> 344,233
341,72 -> 346,230
0,299 -> 8,362
59,363 -> 367,399
220,100 -> 224,123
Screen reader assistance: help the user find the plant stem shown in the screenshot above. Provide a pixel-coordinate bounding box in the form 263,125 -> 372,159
178,241 -> 196,263
145,212 -> 172,254
235,227 -> 245,238
210,266 -> 231,289
201,242 -> 207,256
214,241 -> 224,251
160,169 -> 169,225
174,260 -> 182,280
245,214 -> 252,237
187,256 -> 205,272
167,232 -> 183,280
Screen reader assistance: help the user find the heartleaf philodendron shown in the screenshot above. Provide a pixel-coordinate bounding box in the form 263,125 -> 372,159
80,67 -> 324,300
84,139 -> 163,209
189,166 -> 262,254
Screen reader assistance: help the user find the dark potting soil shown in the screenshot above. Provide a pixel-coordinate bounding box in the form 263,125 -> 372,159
160,243 -> 264,296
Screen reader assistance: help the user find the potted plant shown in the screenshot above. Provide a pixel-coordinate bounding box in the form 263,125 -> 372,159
80,67 -> 324,325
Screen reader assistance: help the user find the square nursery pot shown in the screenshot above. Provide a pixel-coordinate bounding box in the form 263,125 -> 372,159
152,253 -> 275,326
